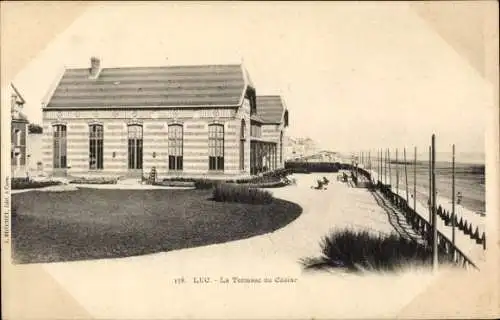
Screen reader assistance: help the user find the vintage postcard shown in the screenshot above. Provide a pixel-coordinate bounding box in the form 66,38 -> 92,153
2,1 -> 499,319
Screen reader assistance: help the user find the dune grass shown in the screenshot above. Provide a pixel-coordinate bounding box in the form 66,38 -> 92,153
11,188 -> 302,264
301,229 -> 455,273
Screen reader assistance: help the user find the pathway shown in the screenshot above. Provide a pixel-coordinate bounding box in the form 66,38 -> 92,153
11,173 -> 460,319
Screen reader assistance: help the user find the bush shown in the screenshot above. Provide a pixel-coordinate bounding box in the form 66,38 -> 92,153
69,177 -> 118,184
194,179 -> 219,189
11,178 -> 61,190
212,183 -> 273,204
301,229 -> 452,273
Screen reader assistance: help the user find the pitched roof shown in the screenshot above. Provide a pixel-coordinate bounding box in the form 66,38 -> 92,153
256,95 -> 286,124
45,64 -> 250,109
11,83 -> 26,104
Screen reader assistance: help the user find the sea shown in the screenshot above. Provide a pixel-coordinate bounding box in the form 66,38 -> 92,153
372,160 -> 485,215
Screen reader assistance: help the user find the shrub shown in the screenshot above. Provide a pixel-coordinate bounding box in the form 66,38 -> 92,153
212,183 -> 273,204
194,179 -> 219,189
11,178 -> 61,190
301,229 -> 452,273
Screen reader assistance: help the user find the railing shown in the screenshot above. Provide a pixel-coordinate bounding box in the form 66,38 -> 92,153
351,165 -> 480,270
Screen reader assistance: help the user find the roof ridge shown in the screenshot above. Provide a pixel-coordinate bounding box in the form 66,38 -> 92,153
10,83 -> 25,104
64,63 -> 243,71
257,95 -> 282,98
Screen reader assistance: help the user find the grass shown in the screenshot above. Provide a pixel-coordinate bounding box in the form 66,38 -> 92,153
301,229 -> 454,273
212,183 -> 274,204
11,188 -> 302,264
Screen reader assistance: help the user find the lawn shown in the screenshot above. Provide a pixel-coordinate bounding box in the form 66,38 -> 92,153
11,188 -> 302,264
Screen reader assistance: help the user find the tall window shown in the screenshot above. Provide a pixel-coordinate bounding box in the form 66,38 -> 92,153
239,120 -> 246,170
128,125 -> 143,169
89,124 -> 103,169
15,129 -> 21,146
53,125 -> 67,169
209,124 -> 224,171
168,124 -> 183,170
280,131 -> 283,164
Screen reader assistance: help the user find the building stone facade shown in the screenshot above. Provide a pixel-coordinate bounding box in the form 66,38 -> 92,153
41,59 -> 289,180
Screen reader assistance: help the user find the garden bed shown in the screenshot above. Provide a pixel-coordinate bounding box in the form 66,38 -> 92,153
11,188 -> 302,263
158,169 -> 294,190
69,177 -> 118,184
11,178 -> 62,190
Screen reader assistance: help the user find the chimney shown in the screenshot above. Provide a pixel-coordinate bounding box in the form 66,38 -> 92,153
89,56 -> 101,78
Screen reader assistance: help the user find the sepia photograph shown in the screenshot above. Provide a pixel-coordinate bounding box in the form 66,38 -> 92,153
2,1 -> 499,319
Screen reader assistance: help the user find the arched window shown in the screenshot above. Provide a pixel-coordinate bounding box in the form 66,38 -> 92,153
239,119 -> 246,170
128,124 -> 143,169
89,124 -> 103,169
209,124 -> 224,171
53,124 -> 67,169
168,124 -> 183,170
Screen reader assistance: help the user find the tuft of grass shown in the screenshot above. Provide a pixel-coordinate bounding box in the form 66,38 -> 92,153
301,229 -> 454,273
212,183 -> 273,204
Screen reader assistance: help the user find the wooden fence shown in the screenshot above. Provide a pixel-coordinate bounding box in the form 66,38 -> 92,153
353,166 -> 480,270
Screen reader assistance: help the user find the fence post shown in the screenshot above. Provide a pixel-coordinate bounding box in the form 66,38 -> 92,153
404,148 -> 409,207
428,145 -> 432,226
431,134 -> 438,272
452,144 -> 456,248
388,149 -> 392,188
414,146 -> 417,213
396,148 -> 399,196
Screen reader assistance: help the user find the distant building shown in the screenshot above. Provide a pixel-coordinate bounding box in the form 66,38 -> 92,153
41,58 -> 289,179
10,84 -> 29,178
285,136 -> 318,160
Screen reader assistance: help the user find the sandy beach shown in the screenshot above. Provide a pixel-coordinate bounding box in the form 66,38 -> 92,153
368,170 -> 486,265
6,172 -> 493,319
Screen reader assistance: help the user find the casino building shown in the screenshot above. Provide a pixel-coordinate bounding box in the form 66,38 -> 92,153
41,58 -> 289,180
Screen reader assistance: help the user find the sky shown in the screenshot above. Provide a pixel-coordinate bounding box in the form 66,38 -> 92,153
3,2 -> 495,162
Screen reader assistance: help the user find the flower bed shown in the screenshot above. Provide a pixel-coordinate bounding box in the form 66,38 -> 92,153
69,177 -> 118,184
11,178 -> 62,190
159,169 -> 293,190
153,181 -> 195,188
